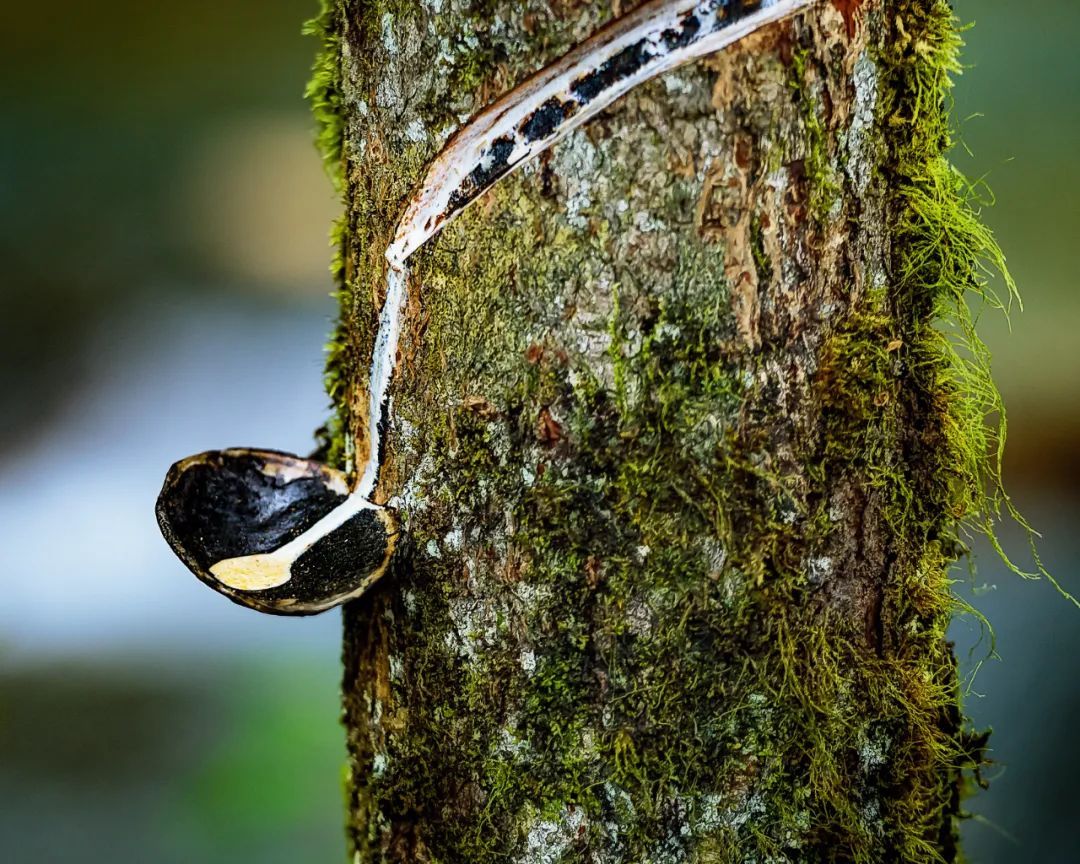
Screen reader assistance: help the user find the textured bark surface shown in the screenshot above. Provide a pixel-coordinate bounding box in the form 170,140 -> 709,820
325,1 -> 985,861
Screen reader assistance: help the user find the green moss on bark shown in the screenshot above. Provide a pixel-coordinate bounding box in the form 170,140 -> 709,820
304,0 -> 349,468
880,5 -> 1072,606
304,0 -> 345,187
789,48 -> 841,219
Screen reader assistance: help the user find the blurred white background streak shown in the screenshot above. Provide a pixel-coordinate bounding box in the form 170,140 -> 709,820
0,295 -> 341,659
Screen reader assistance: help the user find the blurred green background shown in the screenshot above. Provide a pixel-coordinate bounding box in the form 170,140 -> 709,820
0,1 -> 1075,861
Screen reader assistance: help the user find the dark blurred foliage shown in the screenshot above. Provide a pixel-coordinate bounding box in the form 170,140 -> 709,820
0,661 -> 344,862
0,0 -> 330,451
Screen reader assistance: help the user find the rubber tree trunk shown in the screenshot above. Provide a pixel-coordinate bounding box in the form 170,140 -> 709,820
319,1 -> 993,860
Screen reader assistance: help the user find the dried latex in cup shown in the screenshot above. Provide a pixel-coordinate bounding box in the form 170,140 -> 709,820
156,449 -> 398,615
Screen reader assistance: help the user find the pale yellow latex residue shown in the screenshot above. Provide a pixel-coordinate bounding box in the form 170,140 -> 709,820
210,552 -> 293,591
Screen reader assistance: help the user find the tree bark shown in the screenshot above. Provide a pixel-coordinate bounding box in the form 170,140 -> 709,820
320,1 -> 991,860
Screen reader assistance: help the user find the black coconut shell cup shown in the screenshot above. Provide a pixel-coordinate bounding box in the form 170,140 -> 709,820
156,448 -> 397,615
